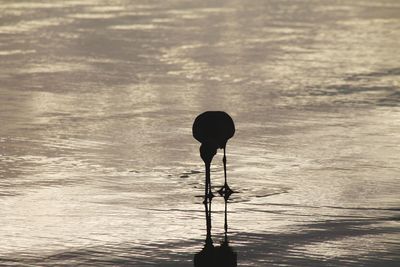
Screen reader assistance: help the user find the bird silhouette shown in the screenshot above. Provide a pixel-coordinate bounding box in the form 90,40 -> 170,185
193,111 -> 237,267
192,111 -> 235,201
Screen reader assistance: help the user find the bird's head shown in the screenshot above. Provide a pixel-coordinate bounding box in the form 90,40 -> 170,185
200,141 -> 218,164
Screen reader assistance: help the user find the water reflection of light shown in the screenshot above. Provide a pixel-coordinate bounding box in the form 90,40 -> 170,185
299,231 -> 399,259
19,62 -> 90,74
0,0 -> 399,265
0,1 -> 89,10
109,24 -> 159,30
0,49 -> 36,56
69,13 -> 117,19
0,18 -> 72,34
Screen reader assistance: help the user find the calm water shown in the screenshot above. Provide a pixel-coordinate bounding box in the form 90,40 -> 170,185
1,0 -> 400,266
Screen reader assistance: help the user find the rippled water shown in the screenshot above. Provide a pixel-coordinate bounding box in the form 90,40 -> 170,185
0,0 -> 399,266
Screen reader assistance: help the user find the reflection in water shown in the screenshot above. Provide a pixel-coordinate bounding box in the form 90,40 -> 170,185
0,0 -> 400,266
194,185 -> 237,267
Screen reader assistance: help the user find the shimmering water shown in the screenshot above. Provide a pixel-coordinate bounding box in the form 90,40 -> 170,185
0,0 -> 399,266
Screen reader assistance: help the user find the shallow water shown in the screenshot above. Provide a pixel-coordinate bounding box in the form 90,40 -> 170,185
0,0 -> 399,266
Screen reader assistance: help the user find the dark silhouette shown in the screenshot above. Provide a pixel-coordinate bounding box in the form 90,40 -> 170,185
194,194 -> 237,267
192,111 -> 235,202
192,111 -> 237,267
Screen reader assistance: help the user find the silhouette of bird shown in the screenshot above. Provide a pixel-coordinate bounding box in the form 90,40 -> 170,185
193,111 -> 235,201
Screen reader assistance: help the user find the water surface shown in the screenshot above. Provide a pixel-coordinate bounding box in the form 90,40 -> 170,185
0,0 -> 399,266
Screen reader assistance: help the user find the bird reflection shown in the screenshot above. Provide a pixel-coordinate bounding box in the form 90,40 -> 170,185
193,111 -> 237,267
194,193 -> 237,267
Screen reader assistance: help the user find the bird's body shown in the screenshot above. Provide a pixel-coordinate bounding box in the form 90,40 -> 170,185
193,111 -> 235,150
192,111 -> 235,198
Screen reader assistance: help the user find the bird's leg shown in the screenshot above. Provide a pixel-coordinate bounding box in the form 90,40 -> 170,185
204,191 -> 213,248
208,172 -> 213,201
203,162 -> 214,205
204,163 -> 209,200
204,162 -> 214,247
205,162 -> 214,201
200,143 -> 216,202
223,147 -> 227,186
218,147 -> 233,200
203,163 -> 213,247
207,193 -> 213,246
222,148 -> 229,243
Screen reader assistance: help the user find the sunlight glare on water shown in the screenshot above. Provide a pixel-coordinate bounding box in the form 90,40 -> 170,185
0,0 -> 399,266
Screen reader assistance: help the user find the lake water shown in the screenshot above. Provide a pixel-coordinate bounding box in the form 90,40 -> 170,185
0,0 -> 399,266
